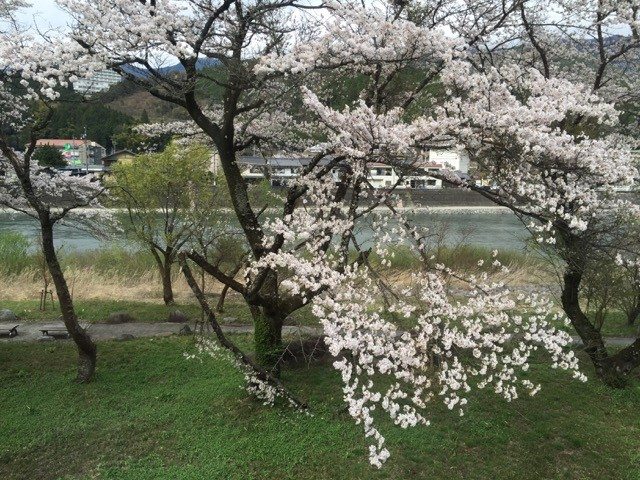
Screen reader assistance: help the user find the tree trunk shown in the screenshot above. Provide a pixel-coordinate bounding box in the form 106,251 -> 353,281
250,305 -> 284,375
161,256 -> 175,306
560,245 -> 627,388
607,338 -> 640,377
152,247 -> 175,306
625,301 -> 640,326
216,284 -> 230,313
41,217 -> 97,383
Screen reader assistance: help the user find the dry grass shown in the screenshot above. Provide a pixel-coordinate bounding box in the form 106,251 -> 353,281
0,267 -> 225,303
0,252 -> 551,305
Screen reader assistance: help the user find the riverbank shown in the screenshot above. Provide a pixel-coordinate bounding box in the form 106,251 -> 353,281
0,240 -> 543,301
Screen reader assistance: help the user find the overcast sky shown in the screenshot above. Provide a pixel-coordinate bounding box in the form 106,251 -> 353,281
18,1 -> 630,35
18,0 -> 70,29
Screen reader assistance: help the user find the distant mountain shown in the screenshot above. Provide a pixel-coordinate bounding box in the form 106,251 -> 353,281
121,58 -> 220,78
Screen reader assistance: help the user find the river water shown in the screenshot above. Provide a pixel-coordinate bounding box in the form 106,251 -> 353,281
0,208 -> 530,252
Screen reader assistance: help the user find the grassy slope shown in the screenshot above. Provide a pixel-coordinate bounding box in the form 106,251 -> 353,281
597,311 -> 640,337
1,337 -> 639,480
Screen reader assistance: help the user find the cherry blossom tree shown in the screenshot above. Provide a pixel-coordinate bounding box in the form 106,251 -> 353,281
51,0 -> 611,464
261,0 -> 640,388
0,0 -> 105,382
434,64 -> 640,386
430,1 -> 640,387
59,0 -> 341,371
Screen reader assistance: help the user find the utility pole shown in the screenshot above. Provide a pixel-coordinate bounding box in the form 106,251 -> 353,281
82,127 -> 89,174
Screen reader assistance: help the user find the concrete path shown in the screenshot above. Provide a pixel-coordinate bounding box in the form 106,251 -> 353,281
0,322 -> 321,343
0,322 -> 636,348
580,336 -> 637,347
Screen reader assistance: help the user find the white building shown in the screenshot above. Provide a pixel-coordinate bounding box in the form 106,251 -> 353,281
35,139 -> 106,167
366,162 -> 443,189
236,157 -> 309,185
366,148 -> 469,190
73,70 -> 122,95
231,149 -> 468,189
428,148 -> 470,173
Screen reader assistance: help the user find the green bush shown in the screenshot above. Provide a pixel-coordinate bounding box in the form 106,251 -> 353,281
60,245 -> 157,277
367,243 -> 537,272
0,231 -> 32,276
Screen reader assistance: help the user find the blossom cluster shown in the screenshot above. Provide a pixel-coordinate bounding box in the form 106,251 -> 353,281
313,262 -> 584,466
185,333 -> 292,408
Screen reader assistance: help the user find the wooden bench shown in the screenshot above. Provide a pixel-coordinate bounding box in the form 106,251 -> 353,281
40,323 -> 89,339
40,325 -> 70,339
0,324 -> 19,338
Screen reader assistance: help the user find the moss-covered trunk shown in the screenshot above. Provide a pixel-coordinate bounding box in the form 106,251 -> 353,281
250,306 -> 284,375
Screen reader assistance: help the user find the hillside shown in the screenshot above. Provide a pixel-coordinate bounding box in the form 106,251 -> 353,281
105,88 -> 187,123
96,80 -> 187,123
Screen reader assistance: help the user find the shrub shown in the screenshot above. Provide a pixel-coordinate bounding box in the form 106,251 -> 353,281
0,231 -> 32,276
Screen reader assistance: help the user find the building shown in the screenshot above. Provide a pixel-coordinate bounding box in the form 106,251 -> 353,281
73,70 -> 122,95
403,162 -> 445,189
233,149 -> 469,189
428,148 -> 470,173
236,156 -> 313,186
366,161 -> 444,189
101,150 -> 136,169
36,139 -> 107,169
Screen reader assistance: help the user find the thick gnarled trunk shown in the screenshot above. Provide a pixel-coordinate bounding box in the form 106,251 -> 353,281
560,240 -> 631,388
41,217 -> 97,383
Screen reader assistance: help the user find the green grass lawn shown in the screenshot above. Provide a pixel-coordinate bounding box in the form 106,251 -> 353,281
595,311 -> 640,338
0,298 -> 206,324
1,337 -> 639,479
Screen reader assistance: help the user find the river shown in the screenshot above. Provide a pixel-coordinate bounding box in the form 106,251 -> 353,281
0,208 -> 530,252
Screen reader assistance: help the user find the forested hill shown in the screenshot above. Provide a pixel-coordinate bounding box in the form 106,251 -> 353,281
39,88 -> 134,151
97,79 -> 188,124
11,82 -> 184,153
45,64 -> 370,152
24,44 -> 640,152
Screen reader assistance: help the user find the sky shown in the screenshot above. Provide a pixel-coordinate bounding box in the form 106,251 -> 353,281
18,0 -> 70,29
17,1 -> 631,35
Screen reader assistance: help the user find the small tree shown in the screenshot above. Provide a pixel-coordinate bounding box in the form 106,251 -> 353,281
582,253 -> 640,328
110,142 -> 215,305
33,145 -> 66,168
0,2 -> 105,382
